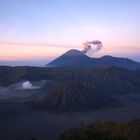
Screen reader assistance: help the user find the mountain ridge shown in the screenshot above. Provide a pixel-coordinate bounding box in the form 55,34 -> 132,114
47,49 -> 140,70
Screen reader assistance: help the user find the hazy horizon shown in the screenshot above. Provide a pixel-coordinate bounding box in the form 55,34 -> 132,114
0,53 -> 140,66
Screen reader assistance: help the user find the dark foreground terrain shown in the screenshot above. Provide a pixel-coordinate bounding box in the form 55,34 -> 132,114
0,66 -> 140,140
0,92 -> 140,140
58,119 -> 140,140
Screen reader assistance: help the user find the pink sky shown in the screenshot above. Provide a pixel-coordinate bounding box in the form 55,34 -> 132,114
0,22 -> 140,63
0,37 -> 140,61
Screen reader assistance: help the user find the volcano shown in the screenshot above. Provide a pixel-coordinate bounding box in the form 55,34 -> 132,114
34,83 -> 119,112
47,49 -> 140,70
47,49 -> 104,68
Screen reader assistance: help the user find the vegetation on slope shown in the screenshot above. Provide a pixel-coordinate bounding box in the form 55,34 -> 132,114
58,119 -> 140,140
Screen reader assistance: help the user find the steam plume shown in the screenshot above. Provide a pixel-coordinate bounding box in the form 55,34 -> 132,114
22,81 -> 33,89
82,40 -> 103,56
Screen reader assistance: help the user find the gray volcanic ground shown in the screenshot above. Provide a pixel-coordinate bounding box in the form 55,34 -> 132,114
0,87 -> 140,140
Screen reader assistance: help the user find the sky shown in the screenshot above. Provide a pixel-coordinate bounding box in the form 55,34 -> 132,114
0,0 -> 140,66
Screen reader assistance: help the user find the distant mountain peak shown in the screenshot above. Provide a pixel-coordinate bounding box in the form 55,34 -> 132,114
64,49 -> 84,56
47,49 -> 92,67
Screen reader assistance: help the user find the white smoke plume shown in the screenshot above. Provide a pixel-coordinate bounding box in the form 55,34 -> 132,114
82,40 -> 103,56
22,81 -> 33,89
22,81 -> 42,89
